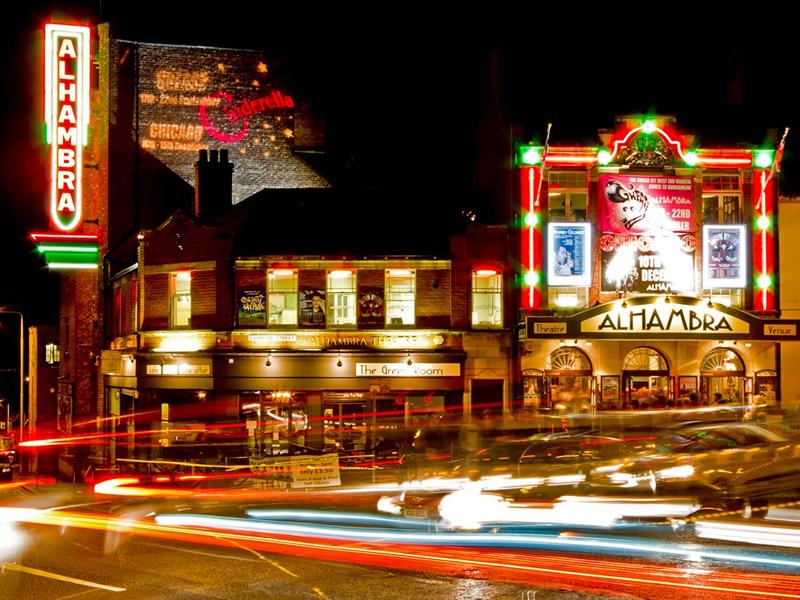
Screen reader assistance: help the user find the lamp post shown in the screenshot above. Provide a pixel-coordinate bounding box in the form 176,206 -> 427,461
0,311 -> 24,442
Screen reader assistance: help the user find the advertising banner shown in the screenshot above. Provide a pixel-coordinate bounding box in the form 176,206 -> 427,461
249,453 -> 341,488
357,287 -> 384,327
129,43 -> 327,203
703,225 -> 747,288
600,233 -> 695,293
599,174 -> 694,234
547,223 -> 591,286
299,289 -> 326,328
238,290 -> 266,326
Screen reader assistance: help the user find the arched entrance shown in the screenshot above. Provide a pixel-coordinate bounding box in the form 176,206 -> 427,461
622,347 -> 670,408
700,347 -> 746,404
544,346 -> 593,412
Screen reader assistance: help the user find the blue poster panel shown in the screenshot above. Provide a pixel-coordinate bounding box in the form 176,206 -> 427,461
548,223 -> 591,286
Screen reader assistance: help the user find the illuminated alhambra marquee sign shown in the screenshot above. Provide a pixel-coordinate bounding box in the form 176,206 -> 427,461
45,24 -> 90,232
579,302 -> 749,335
525,297 -> 766,340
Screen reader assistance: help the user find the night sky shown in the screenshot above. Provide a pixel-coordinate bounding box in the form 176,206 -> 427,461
1,3 -> 799,330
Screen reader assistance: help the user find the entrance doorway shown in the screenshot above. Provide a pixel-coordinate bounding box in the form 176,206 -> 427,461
622,347 -> 669,408
544,347 -> 593,412
701,347 -> 746,404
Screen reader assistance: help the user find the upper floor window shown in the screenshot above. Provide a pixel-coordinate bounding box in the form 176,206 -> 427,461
268,269 -> 298,326
548,171 -> 587,221
385,269 -> 415,326
328,270 -> 357,326
703,175 -> 741,223
45,343 -> 60,365
472,270 -> 502,328
170,271 -> 191,328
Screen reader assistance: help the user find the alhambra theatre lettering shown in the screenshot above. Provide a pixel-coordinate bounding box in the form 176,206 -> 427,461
597,307 -> 732,332
581,304 -> 750,336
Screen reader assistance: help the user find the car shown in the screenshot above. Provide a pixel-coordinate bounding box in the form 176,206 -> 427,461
1,436 -> 17,481
588,423 -> 800,500
387,434 -> 637,520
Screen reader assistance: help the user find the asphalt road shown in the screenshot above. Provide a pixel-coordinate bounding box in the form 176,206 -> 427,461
1,521 -> 616,600
3,481 -> 800,599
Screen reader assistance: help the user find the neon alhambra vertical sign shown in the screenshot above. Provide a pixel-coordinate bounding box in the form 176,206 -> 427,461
45,24 -> 90,232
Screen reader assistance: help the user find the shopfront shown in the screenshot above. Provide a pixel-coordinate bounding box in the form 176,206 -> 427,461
522,295 -> 800,412
104,330 -> 466,463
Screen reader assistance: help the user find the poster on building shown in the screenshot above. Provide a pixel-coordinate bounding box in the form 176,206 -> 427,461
548,223 -> 591,286
249,453 -> 340,488
600,233 -> 695,293
703,225 -> 747,288
299,289 -> 326,327
357,287 -> 384,327
126,42 -> 328,204
238,290 -> 266,326
599,174 -> 693,234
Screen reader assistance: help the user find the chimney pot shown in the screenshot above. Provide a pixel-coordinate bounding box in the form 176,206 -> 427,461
220,149 -> 229,163
198,149 -> 208,163
210,149 -> 219,163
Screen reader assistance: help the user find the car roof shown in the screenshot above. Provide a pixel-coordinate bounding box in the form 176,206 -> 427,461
674,422 -> 787,442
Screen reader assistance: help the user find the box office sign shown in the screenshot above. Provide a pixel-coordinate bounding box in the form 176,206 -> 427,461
146,363 -> 211,375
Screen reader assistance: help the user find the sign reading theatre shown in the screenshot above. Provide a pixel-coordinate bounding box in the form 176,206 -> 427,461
45,24 -> 90,232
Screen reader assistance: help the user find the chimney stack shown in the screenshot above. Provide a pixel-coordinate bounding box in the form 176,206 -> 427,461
194,148 -> 233,221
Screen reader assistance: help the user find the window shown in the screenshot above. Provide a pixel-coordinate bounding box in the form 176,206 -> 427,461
268,269 -> 298,326
170,271 -> 191,328
328,270 -> 356,326
548,287 -> 589,309
703,175 -> 741,223
472,270 -> 502,328
385,269 -> 415,325
45,343 -> 60,365
548,171 -> 587,221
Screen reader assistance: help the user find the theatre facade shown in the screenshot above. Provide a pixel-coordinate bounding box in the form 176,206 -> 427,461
517,115 -> 797,412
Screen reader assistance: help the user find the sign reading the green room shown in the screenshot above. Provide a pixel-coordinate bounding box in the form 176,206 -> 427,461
526,296 -> 800,340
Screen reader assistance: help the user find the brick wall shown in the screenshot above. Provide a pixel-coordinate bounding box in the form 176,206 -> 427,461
142,273 -> 169,330
60,270 -> 101,418
299,270 -> 326,291
190,270 -> 217,329
417,269 -> 451,328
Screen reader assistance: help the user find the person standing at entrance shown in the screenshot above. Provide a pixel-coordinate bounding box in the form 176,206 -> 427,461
406,419 -> 427,480
459,419 -> 482,478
